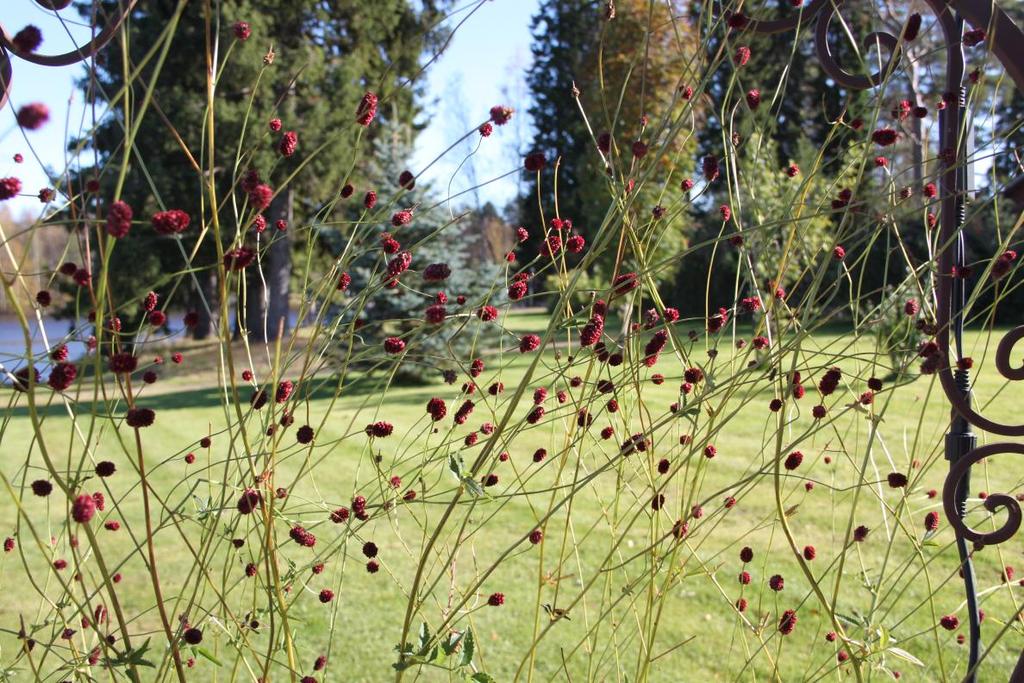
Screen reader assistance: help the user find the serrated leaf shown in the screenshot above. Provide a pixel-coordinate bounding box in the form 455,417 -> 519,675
888,647 -> 925,667
194,647 -> 223,667
834,612 -> 863,627
449,454 -> 463,479
463,477 -> 485,497
443,629 -> 467,656
418,622 -> 431,655
460,628 -> 475,667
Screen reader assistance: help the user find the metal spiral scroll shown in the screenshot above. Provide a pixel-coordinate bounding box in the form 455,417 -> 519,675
944,444 -> 1024,547
0,0 -> 136,109
732,0 -> 1024,680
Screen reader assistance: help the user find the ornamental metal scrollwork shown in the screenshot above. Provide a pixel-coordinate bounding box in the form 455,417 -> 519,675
0,0 -> 136,109
729,1 -> 1024,680
944,443 -> 1024,548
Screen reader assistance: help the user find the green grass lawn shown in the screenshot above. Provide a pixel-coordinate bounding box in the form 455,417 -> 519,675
2,312 -> 1024,682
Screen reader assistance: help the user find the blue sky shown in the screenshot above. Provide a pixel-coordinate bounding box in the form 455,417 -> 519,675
1,0 -> 538,216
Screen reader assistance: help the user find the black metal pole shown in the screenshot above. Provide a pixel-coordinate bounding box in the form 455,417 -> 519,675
944,20 -> 982,673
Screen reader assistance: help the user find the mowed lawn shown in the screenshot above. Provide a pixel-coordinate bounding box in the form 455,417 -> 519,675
2,312 -> 1024,682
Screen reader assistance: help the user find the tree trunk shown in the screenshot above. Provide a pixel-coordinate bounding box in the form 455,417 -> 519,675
190,268 -> 218,340
244,189 -> 292,342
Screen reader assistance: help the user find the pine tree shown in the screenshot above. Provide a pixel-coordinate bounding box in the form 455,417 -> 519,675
332,128 -> 505,383
70,0 -> 448,340
520,0 -> 697,287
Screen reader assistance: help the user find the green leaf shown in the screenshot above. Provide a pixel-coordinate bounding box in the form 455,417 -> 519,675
194,647 -> 223,667
449,454 -> 463,479
470,673 -> 496,682
460,628 -> 475,668
463,477 -> 485,497
888,647 -> 925,667
443,629 -> 467,656
418,621 -> 432,656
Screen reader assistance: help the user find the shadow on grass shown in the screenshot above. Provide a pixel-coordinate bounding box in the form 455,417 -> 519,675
4,370 -> 438,419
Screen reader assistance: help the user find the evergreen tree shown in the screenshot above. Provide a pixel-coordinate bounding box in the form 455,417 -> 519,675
70,0 -> 448,340
330,128 -> 505,383
521,0 -> 697,286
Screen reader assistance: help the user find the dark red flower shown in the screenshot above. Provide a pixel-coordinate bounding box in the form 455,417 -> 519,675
963,28 -> 986,46
289,525 -> 316,547
853,525 -> 870,542
424,304 -> 446,324
48,362 -> 77,391
871,128 -> 899,146
12,25 -> 43,53
237,489 -> 262,514
356,92 -> 378,126
940,614 -> 959,631
279,131 -> 298,157
778,609 -> 797,635
454,400 -> 474,425
183,628 -> 203,645
612,272 -> 639,298
707,307 -> 729,333
108,353 -> 138,374
702,154 -> 720,182
487,592 -> 505,606
423,263 -> 451,282
223,247 -> 255,270
71,494 -> 96,523
365,421 -> 394,438
784,451 -> 803,470
925,511 -> 940,531
508,279 -> 528,301
426,398 -> 447,422
125,408 -> 155,428
524,152 -> 546,172
248,183 -> 273,210
519,334 -> 541,353
296,425 -> 314,444
106,200 -> 133,238
16,103 -> 50,130
233,21 -> 251,40
580,315 -> 604,347
887,472 -> 908,488
903,13 -> 922,41
384,337 -> 405,354
489,105 -> 514,125
992,250 -> 1018,280
31,479 -> 53,496
727,12 -> 749,29
734,46 -> 751,66
391,210 -> 413,228
745,89 -> 761,110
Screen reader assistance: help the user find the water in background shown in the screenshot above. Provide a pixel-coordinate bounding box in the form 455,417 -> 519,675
0,310 -> 304,372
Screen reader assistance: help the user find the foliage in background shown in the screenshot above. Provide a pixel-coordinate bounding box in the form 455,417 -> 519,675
1,1 -> 1023,682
